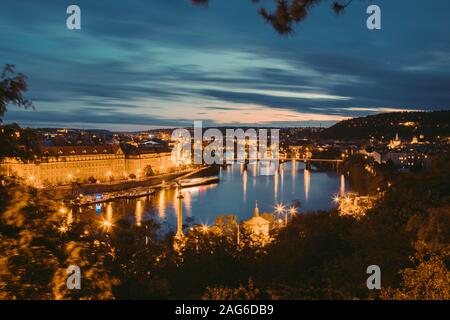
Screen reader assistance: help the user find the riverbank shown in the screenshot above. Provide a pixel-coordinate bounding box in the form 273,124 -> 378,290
76,166 -> 220,205
42,166 -> 220,200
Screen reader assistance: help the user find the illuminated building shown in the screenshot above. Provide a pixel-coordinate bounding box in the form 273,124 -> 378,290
388,133 -> 402,149
243,202 -> 270,244
335,193 -> 377,218
384,150 -> 431,169
0,144 -> 176,186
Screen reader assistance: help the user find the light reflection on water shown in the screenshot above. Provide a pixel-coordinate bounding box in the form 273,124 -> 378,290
82,161 -> 348,231
304,169 -> 310,201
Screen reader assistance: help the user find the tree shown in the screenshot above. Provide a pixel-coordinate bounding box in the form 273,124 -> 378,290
52,241 -> 117,300
261,210 -> 361,299
0,65 -> 38,162
406,206 -> 450,255
0,176 -> 117,299
382,252 -> 450,300
202,279 -> 261,300
342,154 -> 387,195
144,165 -> 155,177
0,123 -> 40,161
0,178 -> 63,299
107,219 -> 170,299
192,0 -> 356,35
87,176 -> 97,184
0,64 -> 33,121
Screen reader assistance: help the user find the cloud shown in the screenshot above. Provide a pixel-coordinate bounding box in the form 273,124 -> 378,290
0,0 -> 449,129
201,87 -> 350,101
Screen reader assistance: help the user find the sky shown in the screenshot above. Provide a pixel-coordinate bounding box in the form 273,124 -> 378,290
1,0 -> 450,131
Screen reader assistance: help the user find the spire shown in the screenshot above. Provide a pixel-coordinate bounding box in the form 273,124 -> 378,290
176,186 -> 184,237
254,200 -> 259,217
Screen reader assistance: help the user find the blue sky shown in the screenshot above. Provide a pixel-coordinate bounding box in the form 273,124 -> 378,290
1,0 -> 449,130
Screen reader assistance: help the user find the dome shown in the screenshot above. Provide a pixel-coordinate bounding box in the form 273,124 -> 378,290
245,201 -> 269,226
245,215 -> 270,226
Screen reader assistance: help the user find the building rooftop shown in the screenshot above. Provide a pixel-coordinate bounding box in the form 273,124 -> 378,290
40,145 -> 122,156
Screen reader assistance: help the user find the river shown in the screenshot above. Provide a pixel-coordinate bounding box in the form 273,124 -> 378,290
81,161 -> 348,232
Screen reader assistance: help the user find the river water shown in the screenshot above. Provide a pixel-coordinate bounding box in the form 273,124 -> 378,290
82,161 -> 348,232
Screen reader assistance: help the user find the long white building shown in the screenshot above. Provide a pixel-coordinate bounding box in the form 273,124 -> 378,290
0,144 -> 176,186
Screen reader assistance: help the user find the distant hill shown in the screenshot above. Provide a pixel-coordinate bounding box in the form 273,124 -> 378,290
321,110 -> 450,140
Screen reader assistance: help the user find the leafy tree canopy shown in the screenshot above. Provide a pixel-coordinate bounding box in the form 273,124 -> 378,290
192,0 -> 355,34
0,64 -> 33,121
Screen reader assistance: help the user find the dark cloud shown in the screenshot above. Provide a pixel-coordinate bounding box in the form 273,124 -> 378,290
1,0 -> 449,130
4,109 -> 193,129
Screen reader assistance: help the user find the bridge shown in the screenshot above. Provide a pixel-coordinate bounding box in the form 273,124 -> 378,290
223,157 -> 343,171
280,158 -> 343,163
225,157 -> 343,163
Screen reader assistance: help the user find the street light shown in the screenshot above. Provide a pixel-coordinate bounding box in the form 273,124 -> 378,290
100,219 -> 113,233
289,206 -> 297,217
58,224 -> 68,234
275,203 -> 285,214
275,203 -> 288,227
107,171 -> 112,184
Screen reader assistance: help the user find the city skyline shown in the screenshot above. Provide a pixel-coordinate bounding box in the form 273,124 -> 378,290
1,0 -> 450,131
1,0 -> 449,305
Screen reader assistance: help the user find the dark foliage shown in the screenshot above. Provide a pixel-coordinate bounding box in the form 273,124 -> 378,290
322,111 -> 450,140
0,64 -> 33,121
192,0 -> 356,35
0,123 -> 41,161
0,65 -> 38,162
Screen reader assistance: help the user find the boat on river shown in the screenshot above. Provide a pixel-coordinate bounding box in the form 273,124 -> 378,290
178,176 -> 219,188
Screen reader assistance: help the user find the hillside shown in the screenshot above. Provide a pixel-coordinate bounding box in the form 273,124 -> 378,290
322,110 -> 450,140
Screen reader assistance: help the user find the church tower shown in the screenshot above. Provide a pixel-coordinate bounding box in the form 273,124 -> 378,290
176,184 -> 184,238
253,201 -> 259,217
